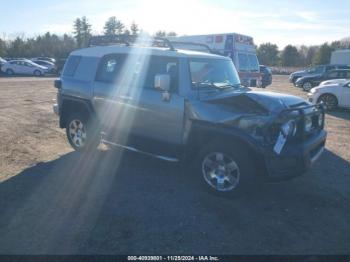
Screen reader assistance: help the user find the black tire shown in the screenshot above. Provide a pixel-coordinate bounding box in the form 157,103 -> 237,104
302,81 -> 313,91
65,113 -> 100,152
193,141 -> 257,198
6,69 -> 14,75
317,94 -> 338,111
33,70 -> 42,77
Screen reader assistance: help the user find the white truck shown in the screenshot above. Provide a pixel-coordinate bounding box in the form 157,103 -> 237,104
331,49 -> 350,65
169,33 -> 261,87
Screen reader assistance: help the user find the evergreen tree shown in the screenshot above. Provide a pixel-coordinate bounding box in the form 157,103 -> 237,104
281,45 -> 299,66
130,21 -> 139,36
257,43 -> 279,66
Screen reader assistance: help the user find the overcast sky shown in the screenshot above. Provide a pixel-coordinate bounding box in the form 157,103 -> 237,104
1,0 -> 349,49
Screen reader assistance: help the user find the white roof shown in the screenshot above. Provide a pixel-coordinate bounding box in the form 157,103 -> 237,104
71,45 -> 229,60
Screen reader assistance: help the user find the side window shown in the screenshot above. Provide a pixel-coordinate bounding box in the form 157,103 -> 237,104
95,55 -> 126,83
346,72 -> 350,78
63,56 -> 81,77
327,71 -> 338,78
143,56 -> 179,92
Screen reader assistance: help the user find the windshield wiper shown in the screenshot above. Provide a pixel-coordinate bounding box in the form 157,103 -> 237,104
216,83 -> 242,89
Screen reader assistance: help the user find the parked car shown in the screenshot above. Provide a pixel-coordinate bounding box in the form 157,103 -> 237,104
308,79 -> 350,110
0,57 -> 6,65
289,64 -> 350,85
56,58 -> 67,75
53,36 -> 326,196
32,57 -> 56,63
296,69 -> 350,91
1,59 -> 48,76
31,60 -> 56,73
259,65 -> 272,88
0,57 -> 7,73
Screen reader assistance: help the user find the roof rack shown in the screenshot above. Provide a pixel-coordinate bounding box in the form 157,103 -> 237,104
88,35 -> 175,51
169,41 -> 213,53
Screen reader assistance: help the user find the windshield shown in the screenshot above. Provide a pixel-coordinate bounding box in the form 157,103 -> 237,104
189,58 -> 241,90
237,53 -> 259,72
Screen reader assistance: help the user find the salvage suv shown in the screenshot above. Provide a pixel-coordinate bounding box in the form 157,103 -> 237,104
53,36 -> 327,196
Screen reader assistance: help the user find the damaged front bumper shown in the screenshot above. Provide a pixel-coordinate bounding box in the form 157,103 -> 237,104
263,129 -> 327,181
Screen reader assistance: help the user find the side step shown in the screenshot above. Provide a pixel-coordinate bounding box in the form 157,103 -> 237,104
101,139 -> 179,163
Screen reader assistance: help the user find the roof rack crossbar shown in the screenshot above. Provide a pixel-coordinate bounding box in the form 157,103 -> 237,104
88,35 -> 175,51
169,41 -> 214,53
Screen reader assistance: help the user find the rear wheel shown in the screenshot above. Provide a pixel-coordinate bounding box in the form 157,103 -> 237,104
317,94 -> 338,111
194,142 -> 256,197
302,81 -> 313,91
66,113 -> 100,152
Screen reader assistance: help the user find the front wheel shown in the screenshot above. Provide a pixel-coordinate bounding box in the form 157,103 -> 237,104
6,69 -> 14,75
66,113 -> 100,152
302,81 -> 313,91
317,94 -> 338,111
194,142 -> 256,197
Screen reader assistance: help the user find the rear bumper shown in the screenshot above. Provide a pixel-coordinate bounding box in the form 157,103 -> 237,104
263,130 -> 327,181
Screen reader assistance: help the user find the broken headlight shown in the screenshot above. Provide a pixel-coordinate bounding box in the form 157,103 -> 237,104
304,116 -> 313,132
281,120 -> 297,137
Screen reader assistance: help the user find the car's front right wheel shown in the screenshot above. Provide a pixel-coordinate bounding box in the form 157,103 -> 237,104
317,94 -> 338,111
302,81 -> 313,91
194,142 -> 256,197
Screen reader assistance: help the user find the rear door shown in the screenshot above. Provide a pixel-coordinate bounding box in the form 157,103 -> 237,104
23,62 -> 35,74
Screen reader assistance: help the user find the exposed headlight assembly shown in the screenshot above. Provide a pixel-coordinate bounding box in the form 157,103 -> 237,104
318,114 -> 324,127
304,116 -> 313,132
281,120 -> 297,137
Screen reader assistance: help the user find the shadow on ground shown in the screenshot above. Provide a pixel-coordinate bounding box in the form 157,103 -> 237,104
0,148 -> 349,254
327,108 -> 350,121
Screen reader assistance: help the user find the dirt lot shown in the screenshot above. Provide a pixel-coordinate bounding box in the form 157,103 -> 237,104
0,75 -> 349,254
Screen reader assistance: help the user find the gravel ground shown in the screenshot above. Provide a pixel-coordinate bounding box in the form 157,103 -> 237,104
0,75 -> 349,254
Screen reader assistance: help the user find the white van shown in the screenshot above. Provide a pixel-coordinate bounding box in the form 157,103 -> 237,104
170,33 -> 261,87
331,49 -> 350,65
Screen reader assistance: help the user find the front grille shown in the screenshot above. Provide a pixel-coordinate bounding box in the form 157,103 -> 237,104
278,104 -> 325,142
250,79 -> 257,87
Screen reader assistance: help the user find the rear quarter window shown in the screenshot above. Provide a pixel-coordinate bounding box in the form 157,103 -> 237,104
63,56 -> 81,77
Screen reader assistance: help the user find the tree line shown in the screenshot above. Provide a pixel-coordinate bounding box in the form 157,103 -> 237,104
0,16 -> 177,59
257,41 -> 350,67
0,15 -> 349,67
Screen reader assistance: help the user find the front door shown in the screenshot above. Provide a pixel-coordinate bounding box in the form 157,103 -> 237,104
339,82 -> 350,108
93,53 -> 185,158
128,55 -> 185,158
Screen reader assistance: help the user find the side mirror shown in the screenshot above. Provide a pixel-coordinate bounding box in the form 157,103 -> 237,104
154,74 -> 170,92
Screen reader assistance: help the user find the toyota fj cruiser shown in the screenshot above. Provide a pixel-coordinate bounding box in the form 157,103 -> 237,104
53,36 -> 327,196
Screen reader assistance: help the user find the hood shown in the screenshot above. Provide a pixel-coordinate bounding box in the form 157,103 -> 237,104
291,70 -> 307,76
244,91 -> 309,112
312,83 -> 345,93
187,90 -> 308,124
320,79 -> 347,86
